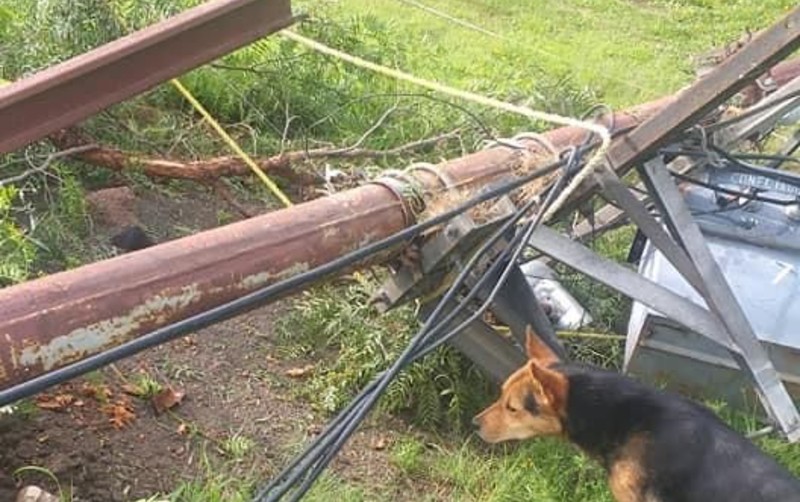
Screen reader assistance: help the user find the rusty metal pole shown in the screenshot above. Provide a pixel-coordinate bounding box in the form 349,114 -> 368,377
0,0 -> 295,154
2,61 -> 800,391
0,98 -> 667,389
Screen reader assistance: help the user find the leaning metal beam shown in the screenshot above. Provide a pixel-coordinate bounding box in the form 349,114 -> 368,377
639,158 -> 800,441
553,7 -> 800,223
572,68 -> 800,242
715,74 -> 800,144
0,0 -> 295,154
419,302 -> 526,383
478,263 -> 567,360
593,167 -> 708,296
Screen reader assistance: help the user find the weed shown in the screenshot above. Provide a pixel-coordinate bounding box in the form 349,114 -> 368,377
390,437 -> 428,476
219,432 -> 255,460
301,474 -> 371,502
13,465 -> 72,502
130,373 -> 164,400
390,436 -> 613,502
0,185 -> 35,285
276,273 -> 493,430
167,474 -> 252,502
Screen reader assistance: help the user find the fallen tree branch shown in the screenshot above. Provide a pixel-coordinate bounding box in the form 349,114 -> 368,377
46,128 -> 460,184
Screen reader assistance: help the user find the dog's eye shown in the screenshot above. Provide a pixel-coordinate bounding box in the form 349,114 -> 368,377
506,403 -> 519,412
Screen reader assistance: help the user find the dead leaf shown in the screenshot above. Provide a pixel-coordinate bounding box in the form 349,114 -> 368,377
285,364 -> 315,378
80,382 -> 112,401
370,436 -> 390,451
103,399 -> 136,429
151,387 -> 185,414
121,383 -> 144,397
36,393 -> 75,411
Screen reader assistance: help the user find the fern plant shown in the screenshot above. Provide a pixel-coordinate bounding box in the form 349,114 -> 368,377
276,273 -> 493,431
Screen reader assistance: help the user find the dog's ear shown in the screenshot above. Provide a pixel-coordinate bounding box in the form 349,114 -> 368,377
525,325 -> 560,366
528,358 -> 567,416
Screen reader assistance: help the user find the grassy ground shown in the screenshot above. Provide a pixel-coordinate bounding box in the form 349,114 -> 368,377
297,0 -> 795,107
2,0 -> 800,500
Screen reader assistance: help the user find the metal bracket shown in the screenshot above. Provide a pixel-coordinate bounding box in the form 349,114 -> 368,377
373,191 -> 566,379
372,195 -> 517,312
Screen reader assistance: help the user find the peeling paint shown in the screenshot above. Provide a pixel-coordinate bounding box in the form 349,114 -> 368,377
240,263 -> 310,291
18,285 -> 202,371
321,227 -> 340,241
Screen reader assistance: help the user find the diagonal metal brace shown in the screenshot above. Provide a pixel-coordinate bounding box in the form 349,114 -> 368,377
638,158 -> 800,441
551,6 -> 800,222
593,168 -> 708,297
527,226 -> 736,353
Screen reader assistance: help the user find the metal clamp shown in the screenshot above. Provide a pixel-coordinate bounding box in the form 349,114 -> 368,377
407,162 -> 457,190
369,169 -> 427,226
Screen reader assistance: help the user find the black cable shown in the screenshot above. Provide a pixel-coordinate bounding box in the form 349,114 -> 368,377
254,148 -> 582,501
705,88 -> 800,133
732,151 -> 800,166
0,145 -> 595,408
258,185 -> 542,500
669,171 -> 796,206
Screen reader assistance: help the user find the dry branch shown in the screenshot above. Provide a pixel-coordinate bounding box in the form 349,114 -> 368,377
0,144 -> 98,187
46,128 -> 460,185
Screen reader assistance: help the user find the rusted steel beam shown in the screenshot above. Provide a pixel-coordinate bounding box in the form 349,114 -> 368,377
550,7 -> 800,221
3,58 -> 800,390
0,0 -> 295,154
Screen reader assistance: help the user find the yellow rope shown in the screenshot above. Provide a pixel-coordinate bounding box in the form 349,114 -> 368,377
279,29 -> 610,219
109,10 -> 292,208
169,78 -> 292,207
4,72 -> 291,206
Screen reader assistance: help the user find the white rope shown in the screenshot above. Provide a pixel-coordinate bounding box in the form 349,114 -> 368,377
279,29 -> 611,220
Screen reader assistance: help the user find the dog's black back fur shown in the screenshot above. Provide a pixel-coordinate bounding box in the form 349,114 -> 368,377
558,362 -> 800,502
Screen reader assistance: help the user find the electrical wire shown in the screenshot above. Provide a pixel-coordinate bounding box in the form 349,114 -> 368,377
705,87 -> 800,133
669,171 -> 797,206
0,143 -> 596,408
253,148 -> 583,502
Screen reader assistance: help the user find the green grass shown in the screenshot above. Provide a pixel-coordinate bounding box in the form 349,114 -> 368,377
276,273 -> 493,430
297,0 -> 795,108
390,406 -> 800,502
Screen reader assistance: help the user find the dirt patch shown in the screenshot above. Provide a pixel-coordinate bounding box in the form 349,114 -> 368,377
0,184 -> 420,501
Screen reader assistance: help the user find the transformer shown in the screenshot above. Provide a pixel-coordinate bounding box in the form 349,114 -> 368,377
626,161 -> 800,409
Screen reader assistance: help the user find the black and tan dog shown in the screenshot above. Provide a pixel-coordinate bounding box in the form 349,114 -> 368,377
473,327 -> 800,502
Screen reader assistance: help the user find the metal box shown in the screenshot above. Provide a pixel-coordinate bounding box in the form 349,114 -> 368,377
626,170 -> 800,409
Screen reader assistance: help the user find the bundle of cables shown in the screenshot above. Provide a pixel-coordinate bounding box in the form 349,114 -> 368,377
252,146 -> 586,501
